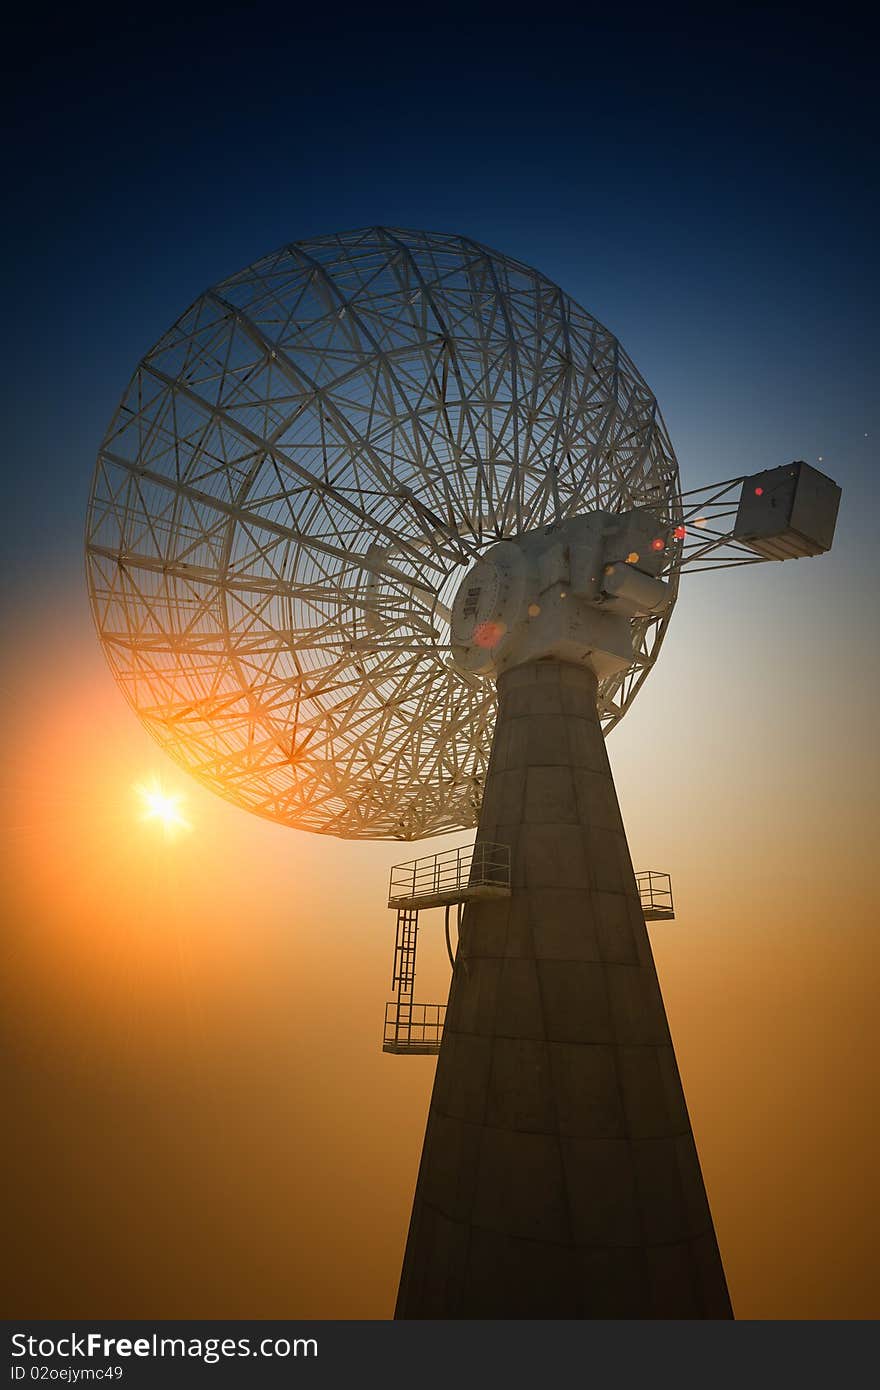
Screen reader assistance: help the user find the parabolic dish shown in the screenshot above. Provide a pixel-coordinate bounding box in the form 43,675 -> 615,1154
86,227 -> 681,839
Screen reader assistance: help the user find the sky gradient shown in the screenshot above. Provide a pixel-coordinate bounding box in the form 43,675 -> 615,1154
2,3 -> 878,1318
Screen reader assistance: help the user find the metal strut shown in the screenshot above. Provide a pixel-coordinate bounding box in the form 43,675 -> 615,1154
444,902 -> 464,971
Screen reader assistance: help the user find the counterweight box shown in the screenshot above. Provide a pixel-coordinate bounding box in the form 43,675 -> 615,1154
733,461 -> 840,560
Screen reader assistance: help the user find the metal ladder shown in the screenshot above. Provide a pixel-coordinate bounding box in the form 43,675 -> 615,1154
391,908 -> 419,1045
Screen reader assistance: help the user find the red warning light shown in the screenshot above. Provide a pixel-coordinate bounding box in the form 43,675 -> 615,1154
673,525 -> 686,540
754,486 -> 764,496
650,538 -> 665,552
473,620 -> 506,649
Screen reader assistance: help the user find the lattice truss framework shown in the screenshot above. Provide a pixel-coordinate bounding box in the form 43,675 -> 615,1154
86,228 -> 682,839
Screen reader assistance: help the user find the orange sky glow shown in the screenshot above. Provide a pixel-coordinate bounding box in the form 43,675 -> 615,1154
2,560 -> 878,1318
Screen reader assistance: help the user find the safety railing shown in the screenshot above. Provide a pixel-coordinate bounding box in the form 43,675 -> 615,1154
383,1001 -> 447,1053
388,841 -> 510,907
636,870 -> 675,920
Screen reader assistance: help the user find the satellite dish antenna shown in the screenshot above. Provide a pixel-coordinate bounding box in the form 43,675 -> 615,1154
85,227 -> 840,1319
85,228 -> 680,840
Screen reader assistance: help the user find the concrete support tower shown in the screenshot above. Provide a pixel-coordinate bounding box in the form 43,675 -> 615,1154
396,658 -> 732,1317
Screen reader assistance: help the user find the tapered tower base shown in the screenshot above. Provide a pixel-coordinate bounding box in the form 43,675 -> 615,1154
395,660 -> 732,1318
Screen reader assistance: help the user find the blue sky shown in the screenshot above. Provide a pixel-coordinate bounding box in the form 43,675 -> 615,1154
3,4 -> 876,587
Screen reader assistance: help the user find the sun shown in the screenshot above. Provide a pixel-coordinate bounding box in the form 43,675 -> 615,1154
135,778 -> 191,835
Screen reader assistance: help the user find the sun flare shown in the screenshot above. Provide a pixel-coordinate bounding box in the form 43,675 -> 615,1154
135,778 -> 191,835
